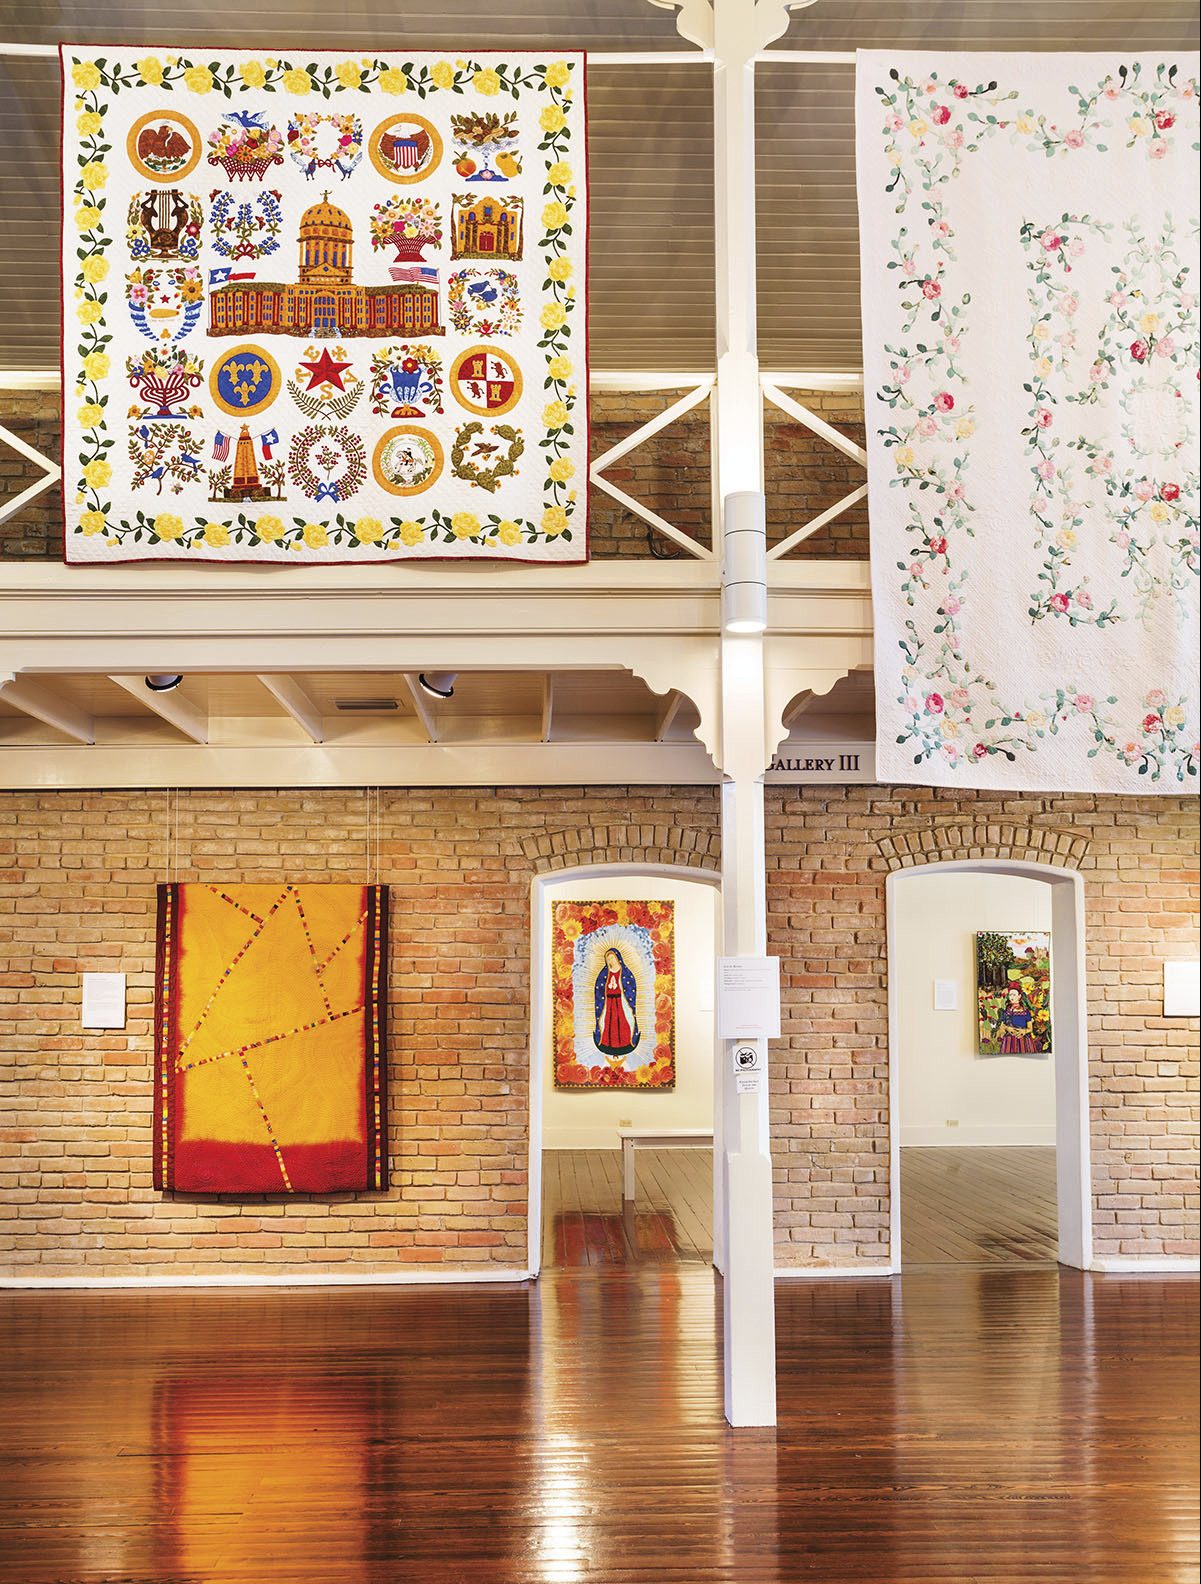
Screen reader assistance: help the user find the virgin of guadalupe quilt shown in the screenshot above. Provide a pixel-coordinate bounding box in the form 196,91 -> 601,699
857,52 -> 1199,792
61,47 -> 587,562
155,883 -> 388,1193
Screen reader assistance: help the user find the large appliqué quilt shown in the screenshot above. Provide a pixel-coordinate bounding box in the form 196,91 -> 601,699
61,47 -> 586,562
857,52 -> 1199,791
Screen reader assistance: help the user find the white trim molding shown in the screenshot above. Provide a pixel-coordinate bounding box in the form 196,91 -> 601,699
774,1265 -> 898,1279
1089,1257 -> 1200,1275
0,1268 -> 533,1289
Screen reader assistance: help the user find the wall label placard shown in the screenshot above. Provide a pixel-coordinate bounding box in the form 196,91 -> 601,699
1163,961 -> 1200,1018
932,978 -> 958,1011
82,972 -> 126,1029
765,744 -> 876,784
717,956 -> 780,1041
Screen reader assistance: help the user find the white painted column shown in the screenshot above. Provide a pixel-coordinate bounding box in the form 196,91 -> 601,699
710,0 -> 793,1429
719,771 -> 777,1426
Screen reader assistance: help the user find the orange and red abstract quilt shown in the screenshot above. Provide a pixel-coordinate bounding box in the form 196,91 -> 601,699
154,882 -> 388,1193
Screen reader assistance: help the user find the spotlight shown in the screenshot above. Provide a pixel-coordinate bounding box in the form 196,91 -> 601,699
721,491 -> 768,635
418,672 -> 457,699
145,675 -> 183,692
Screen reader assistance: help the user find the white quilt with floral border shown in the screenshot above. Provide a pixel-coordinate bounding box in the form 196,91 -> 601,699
857,51 -> 1199,792
61,47 -> 586,562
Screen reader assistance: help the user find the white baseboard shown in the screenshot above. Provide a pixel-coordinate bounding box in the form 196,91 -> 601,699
543,1131 -> 626,1150
901,1125 -> 1057,1147
1090,1257 -> 1199,1274
0,1268 -> 532,1290
544,1130 -> 716,1151
775,1265 -> 898,1279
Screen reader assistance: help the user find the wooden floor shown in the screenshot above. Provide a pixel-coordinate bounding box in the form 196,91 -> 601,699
901,1145 -> 1060,1267
542,1147 -> 713,1268
0,1267 -> 1196,1582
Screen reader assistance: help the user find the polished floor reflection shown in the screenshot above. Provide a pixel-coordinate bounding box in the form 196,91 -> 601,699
542,1146 -> 713,1267
0,1267 -> 1196,1582
901,1145 -> 1059,1265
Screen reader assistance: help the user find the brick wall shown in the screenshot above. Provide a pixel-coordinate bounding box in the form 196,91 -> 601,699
768,786 -> 1200,1267
1,783 -> 1195,1279
0,787 -> 720,1278
1,388 -> 869,561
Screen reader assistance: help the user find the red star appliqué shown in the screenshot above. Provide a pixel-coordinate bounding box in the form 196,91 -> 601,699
299,349 -> 353,391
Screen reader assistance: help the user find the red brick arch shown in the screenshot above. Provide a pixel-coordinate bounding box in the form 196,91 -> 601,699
516,823 -> 721,874
871,821 -> 1090,872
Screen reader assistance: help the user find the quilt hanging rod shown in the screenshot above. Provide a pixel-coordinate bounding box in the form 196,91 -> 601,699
0,42 -> 714,65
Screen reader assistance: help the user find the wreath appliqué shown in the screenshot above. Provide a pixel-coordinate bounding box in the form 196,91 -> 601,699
446,268 -> 522,337
210,189 -> 284,261
450,421 -> 524,493
287,113 -> 364,180
287,424 -> 367,503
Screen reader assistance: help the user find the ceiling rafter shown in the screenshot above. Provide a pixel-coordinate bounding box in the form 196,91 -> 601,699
398,675 -> 439,743
107,675 -> 209,743
256,675 -> 325,743
0,672 -> 95,743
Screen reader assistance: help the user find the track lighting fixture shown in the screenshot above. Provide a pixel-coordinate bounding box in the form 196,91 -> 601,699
418,672 -> 457,699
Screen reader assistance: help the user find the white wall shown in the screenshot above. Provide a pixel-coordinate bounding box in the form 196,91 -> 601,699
894,871 -> 1056,1146
541,872 -> 717,1150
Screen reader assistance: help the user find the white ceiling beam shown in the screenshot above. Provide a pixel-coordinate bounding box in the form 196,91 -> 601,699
0,423 -> 62,527
590,380 -> 712,475
655,689 -> 686,741
255,674 -> 324,743
781,691 -> 817,729
398,674 -> 439,744
589,475 -> 715,562
762,371 -> 864,392
768,484 -> 869,562
0,740 -> 720,790
0,673 -> 95,744
761,382 -> 867,466
107,675 -> 208,743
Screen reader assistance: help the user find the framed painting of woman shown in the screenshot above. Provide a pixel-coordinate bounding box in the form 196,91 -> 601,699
551,900 -> 676,1090
975,929 -> 1052,1058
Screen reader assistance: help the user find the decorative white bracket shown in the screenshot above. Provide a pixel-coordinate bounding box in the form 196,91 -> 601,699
761,381 -> 868,560
651,0 -> 819,53
0,423 -> 61,528
589,379 -> 716,560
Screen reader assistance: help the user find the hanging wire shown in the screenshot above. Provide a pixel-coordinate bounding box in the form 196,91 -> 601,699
364,785 -> 381,886
164,786 -> 180,883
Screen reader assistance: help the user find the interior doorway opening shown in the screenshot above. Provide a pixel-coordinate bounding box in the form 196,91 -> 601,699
528,865 -> 721,1274
887,860 -> 1092,1271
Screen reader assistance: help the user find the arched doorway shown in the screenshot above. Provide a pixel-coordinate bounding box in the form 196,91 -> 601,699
886,859 -> 1092,1270
528,863 -> 722,1275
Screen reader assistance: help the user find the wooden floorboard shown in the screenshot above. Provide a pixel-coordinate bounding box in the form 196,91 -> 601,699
0,1267 -> 1196,1583
543,1147 -> 713,1269
902,1145 -> 1060,1267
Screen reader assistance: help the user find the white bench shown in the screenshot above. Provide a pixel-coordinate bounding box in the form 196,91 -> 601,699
618,1127 -> 714,1202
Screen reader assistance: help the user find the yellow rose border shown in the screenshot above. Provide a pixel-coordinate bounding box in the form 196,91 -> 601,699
64,49 -> 584,556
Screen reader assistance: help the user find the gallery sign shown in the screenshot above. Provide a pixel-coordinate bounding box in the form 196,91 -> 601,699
765,744 -> 876,783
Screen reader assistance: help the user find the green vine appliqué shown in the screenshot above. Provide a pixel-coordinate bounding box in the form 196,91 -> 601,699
66,53 -> 581,554
876,64 -> 1199,782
